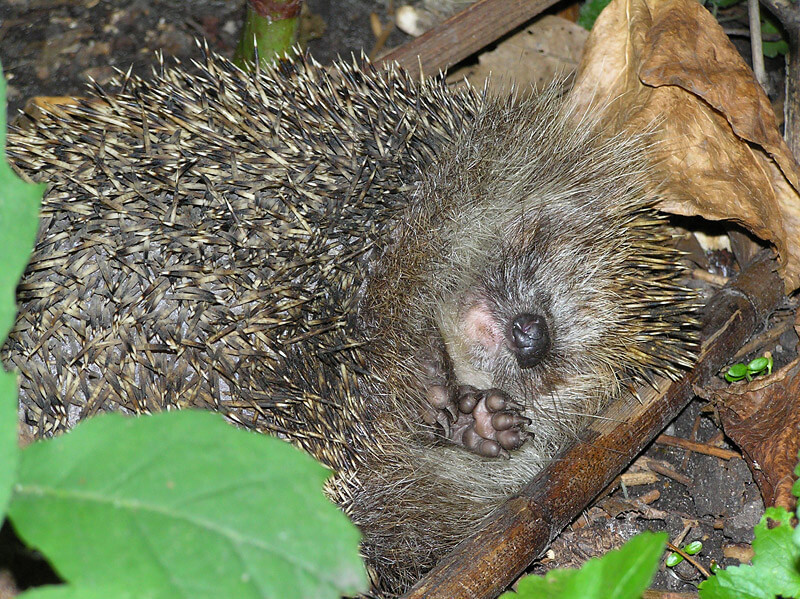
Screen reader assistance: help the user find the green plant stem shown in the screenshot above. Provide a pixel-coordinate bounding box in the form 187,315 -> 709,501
234,0 -> 301,70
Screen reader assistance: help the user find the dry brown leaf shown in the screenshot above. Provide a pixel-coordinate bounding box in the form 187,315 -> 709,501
448,16 -> 588,97
571,0 -> 800,292
697,356 -> 800,510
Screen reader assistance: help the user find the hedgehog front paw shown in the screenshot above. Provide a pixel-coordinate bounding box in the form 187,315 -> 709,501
449,386 -> 532,458
418,351 -> 532,457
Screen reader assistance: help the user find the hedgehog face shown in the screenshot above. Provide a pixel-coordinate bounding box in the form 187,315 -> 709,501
435,220 -> 623,418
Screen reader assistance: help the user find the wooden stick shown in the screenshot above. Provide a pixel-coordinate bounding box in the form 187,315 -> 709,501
644,458 -> 692,486
655,434 -> 740,460
376,0 -> 561,76
402,251 -> 784,599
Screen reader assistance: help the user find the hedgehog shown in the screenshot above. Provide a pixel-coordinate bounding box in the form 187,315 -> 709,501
3,47 -> 698,592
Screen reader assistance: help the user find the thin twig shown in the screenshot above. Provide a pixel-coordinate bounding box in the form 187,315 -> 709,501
748,0 -> 767,88
656,434 -> 741,460
645,458 -> 693,486
730,319 -> 793,360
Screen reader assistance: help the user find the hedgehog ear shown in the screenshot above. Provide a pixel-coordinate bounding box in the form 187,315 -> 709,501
509,313 -> 549,368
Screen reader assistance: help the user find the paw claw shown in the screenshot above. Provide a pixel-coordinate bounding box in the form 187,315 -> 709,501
497,429 -> 525,450
435,412 -> 451,437
484,391 -> 508,412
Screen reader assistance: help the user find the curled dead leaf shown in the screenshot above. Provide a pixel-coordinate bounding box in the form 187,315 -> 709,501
570,0 -> 800,292
697,356 -> 800,510
448,16 -> 589,98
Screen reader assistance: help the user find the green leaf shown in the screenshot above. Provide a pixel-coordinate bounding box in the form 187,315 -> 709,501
762,38 -> 789,59
0,58 -> 40,523
0,62 -> 44,345
699,507 -> 800,599
8,410 -> 368,599
726,363 -> 748,381
761,18 -> 788,59
500,531 -> 667,599
666,552 -> 684,567
747,357 -> 768,375
19,585 -> 147,599
684,541 -> 703,555
0,370 -> 18,521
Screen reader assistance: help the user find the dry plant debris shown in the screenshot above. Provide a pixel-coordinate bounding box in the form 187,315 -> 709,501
697,353 -> 800,511
570,0 -> 800,293
447,16 -> 589,96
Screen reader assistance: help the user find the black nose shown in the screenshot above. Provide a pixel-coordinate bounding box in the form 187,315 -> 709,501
510,313 -> 550,368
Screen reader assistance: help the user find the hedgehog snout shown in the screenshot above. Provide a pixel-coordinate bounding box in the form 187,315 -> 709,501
509,313 -> 550,368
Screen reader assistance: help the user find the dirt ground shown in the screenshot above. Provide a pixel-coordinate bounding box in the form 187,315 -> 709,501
0,0 -> 794,596
0,0 -> 410,116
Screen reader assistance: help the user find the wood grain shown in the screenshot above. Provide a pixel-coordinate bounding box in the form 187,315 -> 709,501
377,0 -> 562,76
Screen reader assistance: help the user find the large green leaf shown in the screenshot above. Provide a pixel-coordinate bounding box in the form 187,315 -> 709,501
0,59 -> 42,522
501,531 -> 667,599
9,410 -> 368,598
0,62 -> 43,344
0,370 -> 17,521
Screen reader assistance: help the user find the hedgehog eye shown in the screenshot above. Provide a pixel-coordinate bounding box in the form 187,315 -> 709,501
509,313 -> 550,368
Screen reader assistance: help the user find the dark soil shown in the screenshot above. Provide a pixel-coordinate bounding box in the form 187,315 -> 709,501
0,1 -> 793,597
0,0 -> 410,117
